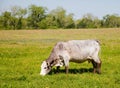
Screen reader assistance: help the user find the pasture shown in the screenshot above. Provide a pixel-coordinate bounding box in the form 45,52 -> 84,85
0,28 -> 120,88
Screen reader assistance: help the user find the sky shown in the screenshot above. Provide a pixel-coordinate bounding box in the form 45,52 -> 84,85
0,0 -> 120,19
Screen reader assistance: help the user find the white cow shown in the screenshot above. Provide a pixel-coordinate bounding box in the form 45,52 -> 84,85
40,40 -> 102,76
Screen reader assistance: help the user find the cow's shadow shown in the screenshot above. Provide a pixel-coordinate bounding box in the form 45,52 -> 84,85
49,68 -> 93,75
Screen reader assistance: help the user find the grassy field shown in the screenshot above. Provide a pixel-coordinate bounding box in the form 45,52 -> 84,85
0,28 -> 120,88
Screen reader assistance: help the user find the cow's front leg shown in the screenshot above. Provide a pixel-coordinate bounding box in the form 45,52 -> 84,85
60,54 -> 70,74
64,59 -> 69,74
64,60 -> 69,74
56,66 -> 60,73
65,66 -> 69,74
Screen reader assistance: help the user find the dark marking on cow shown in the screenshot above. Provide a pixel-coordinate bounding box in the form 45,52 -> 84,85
50,60 -> 54,66
46,62 -> 50,69
59,43 -> 64,50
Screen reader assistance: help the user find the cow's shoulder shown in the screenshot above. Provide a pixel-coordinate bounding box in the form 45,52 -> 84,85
54,41 -> 66,50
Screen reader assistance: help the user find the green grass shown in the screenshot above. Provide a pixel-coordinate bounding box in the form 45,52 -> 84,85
0,28 -> 120,88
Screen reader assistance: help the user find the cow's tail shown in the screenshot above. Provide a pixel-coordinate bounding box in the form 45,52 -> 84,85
95,40 -> 102,60
95,39 -> 101,45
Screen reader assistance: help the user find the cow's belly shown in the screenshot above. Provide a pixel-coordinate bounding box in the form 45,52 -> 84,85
69,52 -> 92,63
70,58 -> 87,63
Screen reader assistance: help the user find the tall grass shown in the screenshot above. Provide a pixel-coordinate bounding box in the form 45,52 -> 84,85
0,28 -> 120,88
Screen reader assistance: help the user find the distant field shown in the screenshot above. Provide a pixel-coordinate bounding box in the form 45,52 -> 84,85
0,28 -> 120,88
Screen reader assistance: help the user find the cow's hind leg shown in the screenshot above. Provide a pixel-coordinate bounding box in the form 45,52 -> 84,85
91,60 -> 97,73
65,66 -> 69,74
64,60 -> 69,74
97,59 -> 102,74
91,59 -> 101,74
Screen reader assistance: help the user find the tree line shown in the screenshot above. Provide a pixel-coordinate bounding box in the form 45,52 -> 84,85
0,5 -> 120,30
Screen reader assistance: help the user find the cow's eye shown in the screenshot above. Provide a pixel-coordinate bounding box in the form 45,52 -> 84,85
44,67 -> 47,69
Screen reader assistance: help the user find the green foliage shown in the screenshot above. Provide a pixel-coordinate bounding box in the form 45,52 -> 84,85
27,5 -> 47,29
103,14 -> 120,28
76,13 -> 102,28
0,5 -> 120,30
51,7 -> 66,28
0,6 -> 27,30
0,29 -> 120,88
39,7 -> 75,29
63,14 -> 75,28
1,11 -> 12,29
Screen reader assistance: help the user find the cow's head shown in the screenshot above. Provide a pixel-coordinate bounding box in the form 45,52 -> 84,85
40,55 -> 64,76
40,61 -> 52,76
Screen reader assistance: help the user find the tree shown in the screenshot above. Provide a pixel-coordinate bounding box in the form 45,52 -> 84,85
0,5 -> 120,30
49,7 -> 66,28
76,13 -> 101,28
49,7 -> 75,29
0,16 -> 3,29
11,6 -> 27,29
38,15 -> 59,29
75,19 -> 81,28
93,18 -> 102,28
2,11 -> 12,29
28,5 -> 47,29
102,14 -> 120,28
63,14 -> 75,28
